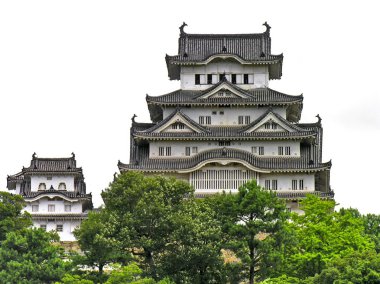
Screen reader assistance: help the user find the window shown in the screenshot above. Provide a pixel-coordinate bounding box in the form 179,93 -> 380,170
244,74 -> 249,84
48,205 -> 55,212
192,147 -> 198,154
212,111 -> 217,115
272,122 -> 278,129
264,122 -> 271,129
172,123 -> 185,129
195,74 -> 200,85
47,176 -> 52,180
40,224 -> 46,231
265,180 -> 271,189
38,183 -> 46,190
245,116 -> 250,124
219,74 -> 225,81
200,116 -> 211,125
65,205 -> 71,212
272,180 -> 278,190
58,182 -> 66,190
159,147 -> 165,156
165,147 -> 171,156
278,146 -> 284,155
219,111 -> 224,115
238,116 -> 244,125
285,146 -> 291,155
32,205 -> 39,212
207,74 -> 212,84
219,141 -> 231,146
292,180 -> 298,190
258,146 -> 264,155
185,147 -> 191,156
299,180 -> 304,190
231,74 -> 236,84
252,146 -> 257,154
56,224 -> 63,232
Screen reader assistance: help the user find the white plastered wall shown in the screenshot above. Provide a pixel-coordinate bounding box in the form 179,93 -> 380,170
149,140 -> 300,158
258,173 -> 315,191
31,175 -> 75,192
180,62 -> 269,90
162,107 -> 287,124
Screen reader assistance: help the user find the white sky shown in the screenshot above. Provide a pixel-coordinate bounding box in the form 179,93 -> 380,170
1,1 -> 379,213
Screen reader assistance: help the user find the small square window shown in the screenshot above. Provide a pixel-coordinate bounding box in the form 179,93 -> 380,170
65,205 -> 71,212
185,147 -> 191,156
219,111 -> 224,115
48,205 -> 55,212
32,205 -> 39,212
212,111 -> 217,115
40,224 -> 47,231
192,147 -> 198,154
56,224 -> 63,232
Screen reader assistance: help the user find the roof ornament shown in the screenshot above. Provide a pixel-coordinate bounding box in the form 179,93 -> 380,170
222,147 -> 227,156
113,172 -> 118,181
50,185 -> 54,190
316,114 -> 322,124
179,22 -> 187,36
32,152 -> 36,159
263,21 -> 271,35
71,152 -> 75,158
132,114 -> 137,123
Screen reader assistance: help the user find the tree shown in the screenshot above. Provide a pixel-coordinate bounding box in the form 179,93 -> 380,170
283,195 -> 375,279
101,172 -> 193,280
160,199 -> 225,283
209,180 -> 289,284
74,210 -> 126,279
0,191 -> 31,242
0,228 -> 67,283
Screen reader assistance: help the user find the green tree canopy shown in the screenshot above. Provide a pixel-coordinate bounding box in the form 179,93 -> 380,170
0,228 -> 67,284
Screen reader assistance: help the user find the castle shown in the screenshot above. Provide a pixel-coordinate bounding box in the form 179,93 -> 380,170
118,23 -> 333,212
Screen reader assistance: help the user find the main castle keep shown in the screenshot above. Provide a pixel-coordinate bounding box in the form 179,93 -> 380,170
118,23 -> 333,211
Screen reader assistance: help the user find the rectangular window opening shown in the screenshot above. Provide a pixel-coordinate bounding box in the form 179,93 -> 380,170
231,74 -> 237,84
195,74 -> 200,85
185,147 -> 191,156
207,74 -> 212,84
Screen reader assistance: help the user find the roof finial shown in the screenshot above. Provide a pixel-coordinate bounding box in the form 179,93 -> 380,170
179,22 -> 187,36
316,114 -> 322,124
71,152 -> 75,158
32,152 -> 36,159
132,114 -> 137,123
263,21 -> 271,35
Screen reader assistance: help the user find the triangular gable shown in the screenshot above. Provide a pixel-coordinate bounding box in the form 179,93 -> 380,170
242,112 -> 300,134
152,112 -> 206,134
196,82 -> 251,100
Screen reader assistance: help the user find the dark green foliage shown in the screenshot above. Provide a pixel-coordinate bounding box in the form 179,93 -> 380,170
0,191 -> 32,242
0,228 -> 67,283
207,180 -> 289,284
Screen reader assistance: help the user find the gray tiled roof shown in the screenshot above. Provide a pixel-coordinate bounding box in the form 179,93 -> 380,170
147,84 -> 302,105
7,153 -> 83,180
147,83 -> 303,123
119,147 -> 331,173
134,109 -> 316,141
166,23 -> 283,80
22,189 -> 92,200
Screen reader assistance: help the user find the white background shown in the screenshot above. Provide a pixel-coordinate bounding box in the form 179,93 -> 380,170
1,1 -> 379,213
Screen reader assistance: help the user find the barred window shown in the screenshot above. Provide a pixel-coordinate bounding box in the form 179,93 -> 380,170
159,147 -> 165,156
252,146 -> 257,154
40,224 -> 46,231
272,180 -> 278,190
48,205 -> 55,212
265,180 -> 271,189
32,205 -> 39,212
192,147 -> 198,154
285,146 -> 291,155
185,147 -> 191,156
219,141 -> 231,146
258,147 -> 264,155
238,116 -> 244,125
278,146 -> 284,155
299,180 -> 304,190
292,180 -> 298,190
245,116 -> 250,124
165,147 -> 171,156
56,224 -> 63,232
